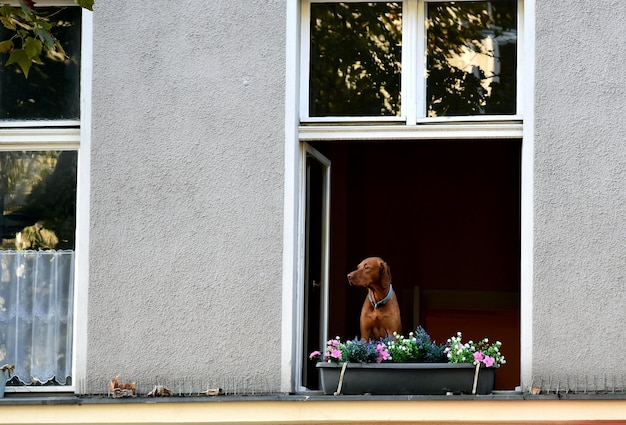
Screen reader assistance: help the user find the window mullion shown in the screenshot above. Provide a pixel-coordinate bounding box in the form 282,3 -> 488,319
299,0 -> 312,121
516,0 -> 524,117
415,0 -> 427,120
402,0 -> 417,125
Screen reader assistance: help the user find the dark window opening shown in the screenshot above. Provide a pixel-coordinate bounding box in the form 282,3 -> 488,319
307,139 -> 521,390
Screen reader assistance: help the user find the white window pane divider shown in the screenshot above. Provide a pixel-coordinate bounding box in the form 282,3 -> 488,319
0,128 -> 80,151
299,122 -> 522,141
0,120 -> 80,128
409,0 -> 423,124
299,1 -> 312,121
516,0 -> 525,118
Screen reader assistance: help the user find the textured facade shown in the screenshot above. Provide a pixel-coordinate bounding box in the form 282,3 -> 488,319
88,1 -> 286,390
532,0 -> 626,380
70,0 -> 626,396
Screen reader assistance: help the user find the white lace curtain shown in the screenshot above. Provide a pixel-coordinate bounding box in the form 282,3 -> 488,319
0,250 -> 74,385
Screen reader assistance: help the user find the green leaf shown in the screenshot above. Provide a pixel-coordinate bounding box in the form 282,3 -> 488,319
0,39 -> 13,53
34,26 -> 55,49
0,4 -> 12,16
5,48 -> 32,77
37,19 -> 51,31
0,16 -> 16,31
17,0 -> 33,17
74,0 -> 94,11
23,36 -> 41,59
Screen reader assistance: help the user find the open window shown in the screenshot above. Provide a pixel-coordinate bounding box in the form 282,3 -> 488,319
301,139 -> 521,391
296,0 -> 523,392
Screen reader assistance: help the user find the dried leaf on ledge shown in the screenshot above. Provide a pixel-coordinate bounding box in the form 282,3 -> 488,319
199,388 -> 224,396
147,385 -> 173,397
108,374 -> 136,398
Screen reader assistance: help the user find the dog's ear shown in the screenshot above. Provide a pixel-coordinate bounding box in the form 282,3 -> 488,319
379,259 -> 392,287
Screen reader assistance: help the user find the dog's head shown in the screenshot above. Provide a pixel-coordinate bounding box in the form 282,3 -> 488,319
347,257 -> 392,289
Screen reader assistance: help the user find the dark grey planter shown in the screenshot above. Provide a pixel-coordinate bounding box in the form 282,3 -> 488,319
316,362 -> 495,395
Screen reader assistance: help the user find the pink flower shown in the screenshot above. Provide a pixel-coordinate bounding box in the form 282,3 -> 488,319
309,350 -> 321,360
375,343 -> 391,363
330,348 -> 342,360
473,352 -> 485,363
483,356 -> 495,367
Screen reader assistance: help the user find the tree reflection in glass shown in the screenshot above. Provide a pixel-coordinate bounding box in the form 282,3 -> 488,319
309,2 -> 402,117
426,1 -> 517,116
0,151 -> 77,251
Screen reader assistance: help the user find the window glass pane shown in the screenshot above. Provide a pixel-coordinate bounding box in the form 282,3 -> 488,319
0,7 -> 81,120
426,1 -> 517,116
1,151 -> 77,250
309,2 -> 402,117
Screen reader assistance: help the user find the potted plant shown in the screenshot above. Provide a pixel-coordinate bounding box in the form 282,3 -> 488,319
310,328 -> 505,395
0,364 -> 14,398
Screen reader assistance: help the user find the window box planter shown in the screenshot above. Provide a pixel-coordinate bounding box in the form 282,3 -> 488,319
317,362 -> 495,395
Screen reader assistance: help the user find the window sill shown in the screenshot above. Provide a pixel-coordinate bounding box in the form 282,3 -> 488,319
4,391 -> 626,406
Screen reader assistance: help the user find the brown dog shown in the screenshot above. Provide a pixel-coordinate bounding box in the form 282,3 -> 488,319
347,257 -> 402,340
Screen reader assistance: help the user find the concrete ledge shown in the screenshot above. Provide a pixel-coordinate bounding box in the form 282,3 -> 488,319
2,395 -> 626,424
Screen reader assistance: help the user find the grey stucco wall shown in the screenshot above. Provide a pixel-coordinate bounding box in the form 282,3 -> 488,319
533,1 -> 626,383
88,1 -> 286,392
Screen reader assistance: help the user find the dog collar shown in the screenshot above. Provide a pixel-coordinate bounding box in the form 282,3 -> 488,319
368,284 -> 394,309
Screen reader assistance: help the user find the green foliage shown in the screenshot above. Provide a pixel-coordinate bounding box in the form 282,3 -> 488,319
344,338 -> 378,363
0,0 -> 92,77
444,332 -> 506,367
386,327 -> 447,362
75,0 -> 93,11
310,327 -> 448,364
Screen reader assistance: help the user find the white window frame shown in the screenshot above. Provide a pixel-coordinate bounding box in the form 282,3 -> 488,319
0,1 -> 92,394
300,0 -> 524,129
283,0 -> 534,393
